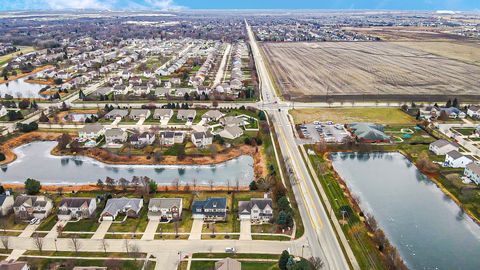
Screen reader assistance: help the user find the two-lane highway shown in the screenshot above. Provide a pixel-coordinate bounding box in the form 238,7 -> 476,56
246,20 -> 358,270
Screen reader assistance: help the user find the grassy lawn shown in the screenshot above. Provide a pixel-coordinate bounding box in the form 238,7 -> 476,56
0,46 -> 35,67
452,127 -> 476,136
63,218 -> 100,232
291,108 -> 415,125
189,261 -> 279,270
192,253 -> 280,260
306,146 -> 385,270
21,257 -> 147,270
108,207 -> 148,234
37,214 -> 58,232
0,214 -> 28,232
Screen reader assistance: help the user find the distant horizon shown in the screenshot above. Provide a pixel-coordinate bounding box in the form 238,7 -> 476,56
1,0 -> 479,12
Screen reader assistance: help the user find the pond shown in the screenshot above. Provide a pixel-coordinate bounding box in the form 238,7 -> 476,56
331,152 -> 480,270
0,72 -> 49,99
0,141 -> 254,186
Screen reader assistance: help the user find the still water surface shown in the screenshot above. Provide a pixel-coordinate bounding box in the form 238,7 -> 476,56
331,152 -> 480,270
0,141 -> 254,186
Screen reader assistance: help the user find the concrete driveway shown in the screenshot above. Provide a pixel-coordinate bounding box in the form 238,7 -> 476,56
18,224 -> 39,238
44,220 -> 67,238
142,220 -> 159,240
91,220 -> 112,239
188,219 -> 203,240
239,220 -> 252,240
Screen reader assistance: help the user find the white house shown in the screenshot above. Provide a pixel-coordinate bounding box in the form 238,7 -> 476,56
78,123 -> 105,140
444,150 -> 473,168
0,194 -> 14,216
130,132 -> 155,147
153,109 -> 173,121
57,198 -> 97,221
429,139 -> 459,155
0,261 -> 30,270
467,106 -> 480,119
191,131 -> 213,148
202,110 -> 224,122
148,198 -> 182,222
105,128 -> 128,144
464,162 -> 480,185
160,131 -> 184,146
238,196 -> 273,223
100,197 -> 143,221
218,126 -> 243,140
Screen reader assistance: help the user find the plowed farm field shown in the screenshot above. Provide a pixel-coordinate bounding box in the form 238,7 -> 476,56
261,42 -> 480,101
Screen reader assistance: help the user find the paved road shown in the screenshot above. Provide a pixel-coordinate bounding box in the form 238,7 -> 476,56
213,43 -> 231,87
246,20 -> 357,270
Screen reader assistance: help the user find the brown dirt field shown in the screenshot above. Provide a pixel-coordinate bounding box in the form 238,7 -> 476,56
352,26 -> 470,41
262,42 -> 480,101
393,41 -> 480,66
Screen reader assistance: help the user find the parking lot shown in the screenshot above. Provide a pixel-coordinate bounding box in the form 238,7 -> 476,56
300,122 -> 351,143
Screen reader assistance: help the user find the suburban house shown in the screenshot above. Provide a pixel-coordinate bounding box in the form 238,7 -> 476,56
202,110 -> 224,122
464,163 -> 480,185
129,109 -> 151,120
111,85 -> 130,95
444,150 -> 474,168
435,107 -> 467,119
177,110 -> 196,122
148,198 -> 183,222
57,197 -> 97,221
191,131 -> 213,148
13,195 -> 53,221
192,197 -> 227,222
104,109 -> 129,120
346,123 -> 390,143
105,128 -> 128,144
130,132 -> 155,147
132,86 -> 150,96
153,109 -> 173,121
215,258 -> 241,270
78,123 -> 105,140
0,105 -> 7,118
467,105 -> 480,119
238,195 -> 273,223
429,139 -> 459,155
159,131 -> 185,146
220,116 -> 244,127
218,126 -> 244,140
154,88 -> 170,97
73,267 -> 107,270
100,197 -> 143,221
0,260 -> 30,270
0,194 -> 14,216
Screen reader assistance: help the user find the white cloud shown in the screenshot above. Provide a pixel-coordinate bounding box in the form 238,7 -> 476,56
143,0 -> 185,10
2,0 -> 184,11
45,0 -> 110,10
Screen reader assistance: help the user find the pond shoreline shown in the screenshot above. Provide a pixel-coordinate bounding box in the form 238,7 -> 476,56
0,65 -> 54,85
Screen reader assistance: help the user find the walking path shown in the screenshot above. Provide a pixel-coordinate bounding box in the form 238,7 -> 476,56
213,43 -> 232,87
44,221 -> 66,239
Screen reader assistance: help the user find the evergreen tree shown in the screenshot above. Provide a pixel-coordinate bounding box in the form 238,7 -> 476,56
278,250 -> 290,270
446,99 -> 452,108
452,98 -> 459,108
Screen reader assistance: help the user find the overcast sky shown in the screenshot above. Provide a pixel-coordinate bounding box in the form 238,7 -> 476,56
1,0 -> 478,11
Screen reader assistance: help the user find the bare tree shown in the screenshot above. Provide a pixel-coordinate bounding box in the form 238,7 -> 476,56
174,218 -> 179,238
124,238 -> 130,254
235,178 -> 240,191
211,223 -> 216,237
309,257 -> 325,270
129,243 -> 141,261
172,178 -> 180,191
101,238 -> 109,253
226,179 -> 230,192
0,236 -> 9,251
56,224 -> 64,238
70,234 -> 81,254
193,178 -> 197,191
208,179 -> 214,191
33,233 -> 44,253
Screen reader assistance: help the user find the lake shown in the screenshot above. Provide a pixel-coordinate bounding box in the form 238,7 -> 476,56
0,72 -> 48,99
331,152 -> 480,270
0,141 -> 254,186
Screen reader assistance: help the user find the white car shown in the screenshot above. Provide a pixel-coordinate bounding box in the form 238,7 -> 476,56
225,247 -> 236,253
29,218 -> 38,225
